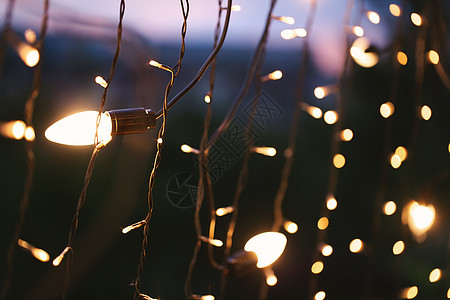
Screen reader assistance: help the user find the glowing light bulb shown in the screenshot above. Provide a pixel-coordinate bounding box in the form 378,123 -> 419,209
324,111 -> 338,125
315,291 -> 326,300
428,50 -> 439,65
311,261 -> 324,274
45,111 -> 112,146
333,154 -> 345,168
350,37 -> 379,68
262,70 -> 283,82
383,201 -> 397,215
149,60 -> 162,68
420,105 -> 432,120
411,13 -> 422,26
392,240 -> 405,255
272,15 -> 295,25
95,76 -> 108,88
352,26 -> 364,37
216,206 -> 234,216
390,154 -> 402,169
122,220 -> 146,234
314,87 -> 326,99
367,11 -> 380,24
395,146 -> 407,161
181,144 -> 200,154
0,120 -> 26,140
405,201 -> 435,241
252,146 -> 277,157
231,5 -> 241,11
53,247 -> 71,266
397,51 -> 408,65
281,28 -> 307,40
20,44 -> 40,67
244,232 -> 287,268
24,28 -> 37,44
340,129 -> 353,141
204,94 -> 211,103
294,28 -> 307,37
380,102 -> 394,118
283,220 -> 298,234
401,286 -> 418,299
317,217 -> 329,230
192,295 -> 215,300
157,138 -> 163,144
429,268 -> 441,282
301,104 -> 323,119
200,236 -> 223,247
24,126 -> 35,141
321,244 -> 333,257
264,268 -> 278,286
326,196 -> 338,210
389,4 -> 402,17
349,239 -> 363,253
17,239 -> 50,262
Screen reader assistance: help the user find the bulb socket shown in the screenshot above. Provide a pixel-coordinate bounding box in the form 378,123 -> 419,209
107,108 -> 156,135
225,250 -> 258,277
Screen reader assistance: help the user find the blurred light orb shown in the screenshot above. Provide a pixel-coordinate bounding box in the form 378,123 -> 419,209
349,239 -> 363,253
392,240 -> 405,255
429,268 -> 441,283
350,37 -> 379,68
315,291 -> 326,300
367,11 -> 380,24
389,4 -> 402,17
383,201 -> 397,215
321,245 -> 333,257
326,197 -> 338,210
324,111 -> 338,124
314,87 -> 326,99
390,154 -> 402,169
353,26 -> 364,37
421,105 -> 432,120
341,129 -> 353,141
317,217 -> 329,230
380,102 -> 395,118
333,154 -> 346,168
411,13 -> 422,26
311,261 -> 324,274
395,146 -> 408,161
428,50 -> 439,64
397,51 -> 408,65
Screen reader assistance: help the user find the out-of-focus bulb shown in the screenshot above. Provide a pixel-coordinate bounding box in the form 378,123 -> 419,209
317,217 -> 329,230
429,268 -> 441,283
350,37 -> 379,68
45,111 -> 112,146
401,286 -> 418,299
324,111 -> 338,125
392,240 -> 405,255
24,28 -> 37,44
420,105 -> 432,120
200,236 -> 223,247
367,11 -> 380,24
352,26 -> 364,37
349,238 -> 363,253
383,201 -> 397,215
17,239 -> 50,262
272,15 -> 295,25
24,126 -> 35,141
0,120 -> 26,140
19,44 -> 40,67
411,13 -> 422,26
397,51 -> 408,65
283,220 -> 298,234
380,102 -> 394,118
216,206 -> 234,216
231,5 -> 241,11
53,247 -> 71,267
390,154 -> 402,169
252,146 -> 277,157
333,154 -> 346,168
315,291 -> 326,300
204,94 -> 211,103
181,144 -> 200,154
262,70 -> 283,82
389,4 -> 402,17
405,201 -> 435,241
301,104 -> 323,119
326,196 -> 338,210
311,261 -> 324,274
321,244 -> 333,257
122,220 -> 146,234
340,129 -> 353,141
427,50 -> 439,65
244,232 -> 287,268
95,76 -> 108,88
395,146 -> 407,161
281,28 -> 307,40
264,268 -> 278,286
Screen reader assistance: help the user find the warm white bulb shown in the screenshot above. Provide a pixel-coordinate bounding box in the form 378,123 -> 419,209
350,37 -> 379,68
244,232 -> 287,268
45,111 -> 112,146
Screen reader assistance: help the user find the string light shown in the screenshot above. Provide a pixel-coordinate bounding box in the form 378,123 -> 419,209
24,28 -> 37,44
380,102 -> 395,118
429,268 -> 441,282
53,247 -> 71,267
326,196 -> 338,210
366,11 -> 380,24
392,241 -> 405,255
351,26 -> 364,37
317,217 -> 329,230
301,103 -> 323,119
404,201 -> 435,242
350,37 -> 379,68
181,144 -> 200,154
321,244 -> 333,257
17,239 -> 50,262
389,4 -> 402,17
397,51 -> 408,65
264,268 -> 278,286
395,146 -> 408,161
231,5 -> 241,12
200,236 -> 223,247
390,154 -> 402,169
95,76 -> 108,88
271,15 -> 295,25
0,120 -> 26,140
24,126 -> 35,141
401,286 -> 418,299
251,146 -> 277,157
280,28 -> 307,40
216,206 -> 234,217
204,94 -> 211,104
283,220 -> 298,234
122,220 -> 146,234
314,291 -> 326,300
333,154 -> 345,168
261,70 -> 283,82
324,111 -> 338,125
427,50 -> 439,65
420,105 -> 432,120
383,201 -> 397,215
311,261 -> 324,274
349,239 -> 363,253
410,13 -> 422,26
157,137 -> 163,144
5,29 -> 40,67
340,129 -> 353,141
314,85 -> 335,99
243,232 -> 287,268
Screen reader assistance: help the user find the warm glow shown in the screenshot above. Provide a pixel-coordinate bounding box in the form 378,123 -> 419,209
283,221 -> 298,234
395,146 -> 407,161
314,87 -> 326,99
53,247 -> 70,266
216,206 -> 234,216
324,111 -> 338,125
204,94 -> 211,103
380,102 -> 394,118
281,28 -> 307,39
122,220 -> 146,234
17,239 -> 50,262
383,201 -> 397,215
301,103 -> 323,119
349,239 -> 363,253
18,43 -> 40,67
272,15 -> 295,25
367,11 -> 380,24
252,146 -> 277,157
389,4 -> 402,17
264,268 -> 278,286
315,291 -> 326,300
231,5 -> 241,11
321,244 -> 333,257
326,197 -> 338,210
244,232 -> 287,268
45,111 -> 112,146
406,201 -> 435,241
149,60 -> 162,68
181,144 -> 193,153
311,261 -> 324,274
353,26 -> 364,37
24,126 -> 35,141
350,37 -> 379,68
317,217 -> 329,230
393,240 -> 405,255
268,70 -> 283,81
340,129 -> 353,141
95,76 -> 108,88
397,51 -> 408,65
294,28 -> 307,37
411,13 -> 422,26
333,154 -> 345,168
429,268 -> 441,282
390,154 -> 402,169
200,236 -> 223,247
401,286 -> 418,299
0,120 -> 26,140
421,105 -> 432,120
157,138 -> 163,144
428,50 -> 439,65
24,28 -> 37,44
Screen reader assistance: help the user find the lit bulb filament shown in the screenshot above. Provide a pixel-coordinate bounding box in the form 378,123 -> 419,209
122,220 -> 146,234
53,247 -> 71,266
251,146 -> 277,157
17,239 -> 50,262
200,236 -> 223,247
264,268 -> 278,286
95,76 -> 108,88
181,144 -> 200,154
149,60 -> 172,72
216,206 -> 234,216
261,70 -> 283,82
